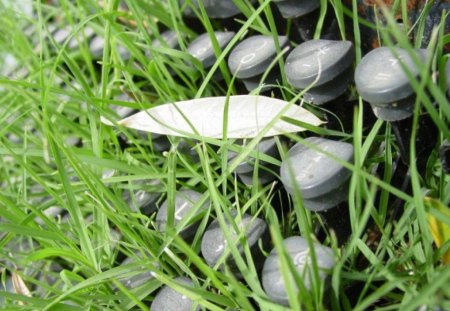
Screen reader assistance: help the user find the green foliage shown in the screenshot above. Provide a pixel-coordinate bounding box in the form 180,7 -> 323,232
0,0 -> 449,310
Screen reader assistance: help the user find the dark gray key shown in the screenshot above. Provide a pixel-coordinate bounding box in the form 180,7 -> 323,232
262,236 -> 335,306
370,95 -> 415,121
146,30 -> 183,59
187,31 -> 234,69
228,138 -> 280,186
117,256 -> 157,289
123,187 -> 160,215
228,35 -> 289,79
280,137 -> 353,211
156,189 -> 208,238
0,276 -> 14,305
355,47 -> 424,105
89,35 -> 130,60
180,0 -> 241,19
285,40 -> 354,88
285,39 -> 354,104
52,26 -> 71,45
68,26 -> 95,49
446,59 -> 450,96
150,276 -> 200,311
201,212 -> 268,269
272,0 -> 320,19
439,139 -> 450,174
111,93 -> 135,119
152,30 -> 181,49
300,66 -> 353,105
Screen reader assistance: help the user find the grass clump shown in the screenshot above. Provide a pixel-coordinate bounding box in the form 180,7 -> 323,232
0,0 -> 449,310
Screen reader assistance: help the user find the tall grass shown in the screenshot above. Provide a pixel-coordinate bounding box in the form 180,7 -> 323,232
0,0 -> 449,310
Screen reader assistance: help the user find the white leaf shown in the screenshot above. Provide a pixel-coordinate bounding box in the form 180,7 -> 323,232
101,95 -> 324,139
11,272 -> 32,298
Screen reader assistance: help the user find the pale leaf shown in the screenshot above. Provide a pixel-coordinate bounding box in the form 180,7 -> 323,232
101,95 -> 324,139
11,272 -> 32,298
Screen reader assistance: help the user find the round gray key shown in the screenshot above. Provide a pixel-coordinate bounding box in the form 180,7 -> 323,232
355,47 -> 424,105
446,59 -> 450,96
68,26 -> 95,49
123,188 -> 160,215
156,189 -> 208,238
111,93 -> 135,119
152,30 -> 181,49
228,138 -> 280,185
118,256 -> 157,289
285,39 -> 354,88
52,26 -> 71,45
301,66 -> 353,105
228,35 -> 289,79
262,236 -> 335,306
280,137 -> 353,211
370,95 -> 415,121
150,276 -> 200,311
180,0 -> 241,19
187,31 -> 234,69
89,35 -> 130,59
272,0 -> 320,19
201,212 -> 268,269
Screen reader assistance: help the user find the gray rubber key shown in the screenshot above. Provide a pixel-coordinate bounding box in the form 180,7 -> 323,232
89,35 -> 130,59
68,26 -> 95,49
201,212 -> 268,269
300,66 -> 354,105
153,30 -> 180,49
262,236 -> 335,306
187,31 -> 235,69
150,277 -> 200,311
280,137 -> 353,211
355,47 -> 424,105
272,0 -> 320,19
180,0 -> 241,19
285,39 -> 354,88
52,26 -> 71,45
446,59 -> 450,96
228,35 -> 289,79
117,256 -> 157,289
156,189 -> 208,238
228,138 -> 280,185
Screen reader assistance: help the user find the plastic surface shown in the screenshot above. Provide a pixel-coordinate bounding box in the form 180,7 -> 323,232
301,66 -> 353,105
150,277 -> 200,311
280,137 -> 353,211
89,35 -> 130,59
201,213 -> 268,268
180,0 -> 241,19
355,47 -> 424,105
68,26 -> 95,49
262,236 -> 335,306
52,26 -> 71,45
446,59 -> 450,96
118,256 -> 156,289
187,31 -> 235,68
228,35 -> 289,79
285,39 -> 354,88
152,30 -> 180,49
156,189 -> 207,238
272,0 -> 320,18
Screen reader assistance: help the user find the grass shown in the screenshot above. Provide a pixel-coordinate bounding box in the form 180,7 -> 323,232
0,0 -> 449,310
